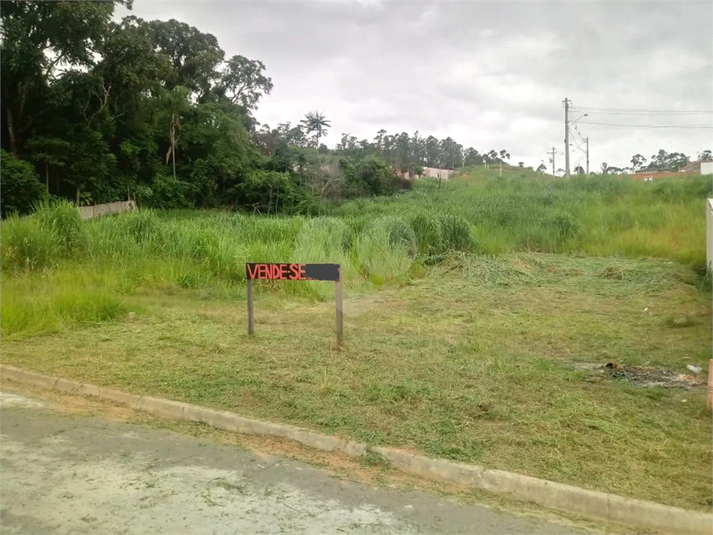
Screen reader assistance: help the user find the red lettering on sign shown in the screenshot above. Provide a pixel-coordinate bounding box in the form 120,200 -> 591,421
247,263 -> 338,280
246,264 -> 259,279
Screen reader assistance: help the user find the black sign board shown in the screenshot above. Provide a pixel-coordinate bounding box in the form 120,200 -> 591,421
245,263 -> 343,344
245,263 -> 340,282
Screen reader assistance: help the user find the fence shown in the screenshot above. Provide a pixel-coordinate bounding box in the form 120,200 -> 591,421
77,200 -> 136,220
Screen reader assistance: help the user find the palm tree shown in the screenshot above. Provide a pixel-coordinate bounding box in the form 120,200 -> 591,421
301,111 -> 331,148
156,86 -> 190,180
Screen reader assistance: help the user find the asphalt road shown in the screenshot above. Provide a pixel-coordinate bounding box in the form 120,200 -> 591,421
0,391 -> 594,535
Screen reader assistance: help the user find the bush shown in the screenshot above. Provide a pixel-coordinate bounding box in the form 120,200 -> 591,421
439,214 -> 475,252
146,176 -> 193,209
549,213 -> 581,243
342,156 -> 399,197
0,215 -> 59,272
122,209 -> 161,245
34,199 -> 86,254
236,170 -> 302,214
0,150 -> 48,218
409,212 -> 443,255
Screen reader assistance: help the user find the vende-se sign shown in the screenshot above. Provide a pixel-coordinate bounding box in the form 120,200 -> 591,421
246,263 -> 340,282
245,263 -> 343,345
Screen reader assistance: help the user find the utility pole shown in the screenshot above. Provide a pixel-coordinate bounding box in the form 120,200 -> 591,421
549,147 -> 556,176
585,137 -> 589,175
564,97 -> 570,178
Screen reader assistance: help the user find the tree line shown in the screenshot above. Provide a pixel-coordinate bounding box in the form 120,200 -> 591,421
0,1 -> 518,217
6,2 -> 706,219
545,149 -> 712,176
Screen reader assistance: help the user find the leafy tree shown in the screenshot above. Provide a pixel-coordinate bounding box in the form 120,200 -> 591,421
536,163 -> 547,173
439,137 -> 462,169
0,149 -> 48,217
630,153 -> 647,171
341,155 -> 400,197
666,152 -> 689,171
1,0 -> 127,154
237,170 -> 301,214
701,150 -> 712,162
463,147 -> 482,167
24,136 -> 71,191
424,136 -> 440,167
219,55 -> 273,110
373,129 -> 387,153
276,122 -> 309,148
267,139 -> 294,173
143,18 -> 224,99
145,174 -> 193,209
301,111 -> 330,148
251,124 -> 279,156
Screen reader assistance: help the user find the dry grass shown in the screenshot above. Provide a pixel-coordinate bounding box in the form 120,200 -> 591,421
2,253 -> 710,510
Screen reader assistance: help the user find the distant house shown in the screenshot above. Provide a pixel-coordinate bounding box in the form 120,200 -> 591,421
630,161 -> 705,181
421,167 -> 454,180
394,166 -> 454,181
684,161 -> 713,175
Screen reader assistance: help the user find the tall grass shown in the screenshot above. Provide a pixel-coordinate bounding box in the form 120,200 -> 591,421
1,171 -> 709,337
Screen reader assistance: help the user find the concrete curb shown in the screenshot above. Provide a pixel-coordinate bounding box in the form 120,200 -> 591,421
2,364 -> 710,535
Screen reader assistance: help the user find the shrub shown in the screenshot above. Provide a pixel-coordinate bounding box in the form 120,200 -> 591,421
0,216 -> 59,272
342,156 -> 398,197
34,199 -> 86,254
409,212 -> 443,255
122,209 -> 161,245
0,150 -> 48,218
147,176 -> 193,209
549,213 -> 581,243
237,170 -> 302,214
439,214 -> 474,252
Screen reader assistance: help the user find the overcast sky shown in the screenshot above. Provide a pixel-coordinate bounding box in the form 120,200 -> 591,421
116,0 -> 713,171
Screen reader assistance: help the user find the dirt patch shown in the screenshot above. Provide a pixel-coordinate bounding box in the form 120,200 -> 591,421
580,362 -> 703,389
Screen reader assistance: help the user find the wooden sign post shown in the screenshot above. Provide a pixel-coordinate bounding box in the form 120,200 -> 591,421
245,263 -> 343,345
707,359 -> 713,411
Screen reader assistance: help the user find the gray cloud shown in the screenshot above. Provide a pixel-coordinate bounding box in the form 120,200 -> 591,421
117,0 -> 713,169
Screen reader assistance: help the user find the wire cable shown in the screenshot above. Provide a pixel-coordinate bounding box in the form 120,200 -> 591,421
571,106 -> 713,115
577,121 -> 712,129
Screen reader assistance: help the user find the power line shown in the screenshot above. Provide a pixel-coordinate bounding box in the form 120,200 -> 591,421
577,121 -> 712,129
571,106 -> 713,115
573,110 -> 713,116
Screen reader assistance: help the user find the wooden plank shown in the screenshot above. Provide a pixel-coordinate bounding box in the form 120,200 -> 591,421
335,279 -> 343,346
707,359 -> 712,411
247,278 -> 254,335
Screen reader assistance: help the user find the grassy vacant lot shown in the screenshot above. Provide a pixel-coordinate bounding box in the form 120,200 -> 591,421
1,169 -> 711,510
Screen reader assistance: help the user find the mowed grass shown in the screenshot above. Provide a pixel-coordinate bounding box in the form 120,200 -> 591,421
1,170 -> 711,510
2,254 -> 711,510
